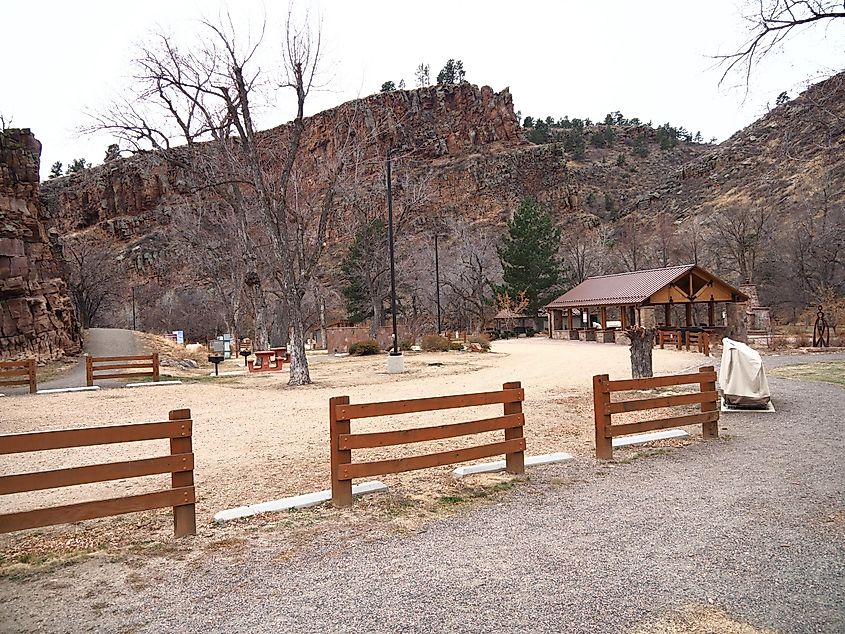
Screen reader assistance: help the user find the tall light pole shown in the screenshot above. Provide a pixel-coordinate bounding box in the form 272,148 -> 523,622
386,149 -> 404,373
131,287 -> 137,331
434,234 -> 442,334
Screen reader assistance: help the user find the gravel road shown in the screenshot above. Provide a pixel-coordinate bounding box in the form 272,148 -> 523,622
2,363 -> 842,633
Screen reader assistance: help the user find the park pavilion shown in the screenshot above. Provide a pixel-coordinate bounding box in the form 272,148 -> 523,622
545,264 -> 750,342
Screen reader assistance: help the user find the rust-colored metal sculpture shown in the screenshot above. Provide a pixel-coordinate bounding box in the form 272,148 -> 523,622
813,305 -> 830,348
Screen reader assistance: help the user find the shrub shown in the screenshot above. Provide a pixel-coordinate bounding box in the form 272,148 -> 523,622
449,341 -> 464,351
467,334 -> 491,351
399,339 -> 414,351
421,334 -> 451,352
525,327 -> 536,338
349,340 -> 381,355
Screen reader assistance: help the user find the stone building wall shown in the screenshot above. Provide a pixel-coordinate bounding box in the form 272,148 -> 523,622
0,129 -> 81,360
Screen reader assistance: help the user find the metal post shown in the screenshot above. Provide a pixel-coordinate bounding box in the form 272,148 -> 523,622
386,153 -> 399,356
434,234 -> 442,334
131,287 -> 137,330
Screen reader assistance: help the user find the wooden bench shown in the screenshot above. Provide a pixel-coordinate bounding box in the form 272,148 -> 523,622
0,359 -> 36,394
330,382 -> 526,507
0,409 -> 196,536
86,353 -> 159,386
593,366 -> 719,460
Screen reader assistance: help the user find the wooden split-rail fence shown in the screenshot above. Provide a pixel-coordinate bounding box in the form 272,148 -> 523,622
0,409 -> 196,536
0,359 -> 36,394
86,353 -> 160,386
330,382 -> 526,507
657,330 -> 711,356
593,365 -> 719,460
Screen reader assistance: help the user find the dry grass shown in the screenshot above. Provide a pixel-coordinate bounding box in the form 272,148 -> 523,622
770,361 -> 845,386
630,604 -> 776,634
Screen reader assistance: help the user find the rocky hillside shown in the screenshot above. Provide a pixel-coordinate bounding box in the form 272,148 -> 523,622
0,129 -> 81,360
35,72 -> 844,333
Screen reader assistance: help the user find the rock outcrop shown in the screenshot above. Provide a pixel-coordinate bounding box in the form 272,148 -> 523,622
0,129 -> 81,360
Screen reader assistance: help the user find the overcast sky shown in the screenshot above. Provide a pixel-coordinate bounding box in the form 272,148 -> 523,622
3,0 -> 843,179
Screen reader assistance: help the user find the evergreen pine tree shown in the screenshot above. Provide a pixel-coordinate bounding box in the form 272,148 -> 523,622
48,161 -> 63,178
341,219 -> 388,324
496,198 -> 561,315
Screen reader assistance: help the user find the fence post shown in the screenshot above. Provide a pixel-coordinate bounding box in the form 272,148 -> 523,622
152,352 -> 160,382
85,355 -> 93,387
28,359 -> 37,394
503,381 -> 525,475
169,408 -> 196,537
703,333 -> 710,357
658,331 -> 665,349
593,374 -> 613,460
699,365 -> 719,440
330,396 -> 353,507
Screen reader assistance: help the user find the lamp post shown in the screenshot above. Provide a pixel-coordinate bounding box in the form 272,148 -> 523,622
131,287 -> 137,331
434,234 -> 442,335
386,149 -> 404,373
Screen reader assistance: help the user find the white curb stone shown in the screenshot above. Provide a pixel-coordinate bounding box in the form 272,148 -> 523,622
213,480 -> 388,523
125,380 -> 183,388
36,386 -> 101,395
613,429 -> 689,448
452,452 -> 574,478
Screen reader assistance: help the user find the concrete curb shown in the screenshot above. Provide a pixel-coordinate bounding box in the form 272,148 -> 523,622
125,380 -> 183,388
613,429 -> 689,448
36,386 -> 101,395
213,481 -> 388,523
452,452 -> 574,478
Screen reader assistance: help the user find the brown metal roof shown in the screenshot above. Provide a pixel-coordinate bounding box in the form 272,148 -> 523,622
545,265 -> 747,309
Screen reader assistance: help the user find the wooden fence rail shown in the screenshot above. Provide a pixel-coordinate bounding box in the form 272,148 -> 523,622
330,382 -> 526,507
658,330 -> 711,356
0,409 -> 196,536
593,366 -> 719,460
86,353 -> 159,386
0,359 -> 36,394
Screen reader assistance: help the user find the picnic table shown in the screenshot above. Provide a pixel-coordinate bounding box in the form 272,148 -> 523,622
248,350 -> 285,373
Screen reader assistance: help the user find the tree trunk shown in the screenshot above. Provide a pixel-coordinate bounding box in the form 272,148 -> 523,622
369,299 -> 384,339
318,293 -> 327,350
287,291 -> 311,385
248,282 -> 270,350
627,326 -> 655,379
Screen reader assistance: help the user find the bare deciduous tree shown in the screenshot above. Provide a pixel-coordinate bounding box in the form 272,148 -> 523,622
87,11 -> 373,384
717,1 -> 845,89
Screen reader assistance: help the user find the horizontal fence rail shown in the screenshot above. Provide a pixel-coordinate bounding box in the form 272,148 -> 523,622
658,330 -> 711,356
0,409 -> 196,536
0,359 -> 36,394
330,382 -> 526,507
86,353 -> 160,386
593,366 -> 719,460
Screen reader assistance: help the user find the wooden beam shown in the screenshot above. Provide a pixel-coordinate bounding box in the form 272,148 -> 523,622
600,307 -> 608,330
567,308 -> 573,330
664,304 -> 671,326
708,299 -> 715,326
685,303 -> 693,326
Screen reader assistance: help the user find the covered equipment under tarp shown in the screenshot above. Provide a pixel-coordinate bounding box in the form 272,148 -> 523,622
720,338 -> 771,408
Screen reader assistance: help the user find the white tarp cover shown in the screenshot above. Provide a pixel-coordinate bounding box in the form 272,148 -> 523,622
720,338 -> 771,407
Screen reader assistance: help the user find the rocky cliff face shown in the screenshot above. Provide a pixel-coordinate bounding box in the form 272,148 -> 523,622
0,129 -> 81,360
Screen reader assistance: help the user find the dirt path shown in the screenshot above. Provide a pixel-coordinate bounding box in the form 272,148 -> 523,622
8,328 -> 144,393
1,363 -> 842,632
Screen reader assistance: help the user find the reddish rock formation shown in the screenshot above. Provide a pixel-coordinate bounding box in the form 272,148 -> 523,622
0,129 -> 81,360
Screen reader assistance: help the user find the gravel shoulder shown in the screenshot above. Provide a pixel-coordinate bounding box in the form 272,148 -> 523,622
1,350 -> 842,633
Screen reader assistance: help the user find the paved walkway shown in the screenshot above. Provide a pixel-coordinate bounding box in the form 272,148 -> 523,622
2,357 -> 842,633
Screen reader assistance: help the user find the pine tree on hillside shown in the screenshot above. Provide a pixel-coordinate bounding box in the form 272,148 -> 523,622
496,198 -> 562,316
341,219 -> 390,333
48,161 -> 63,178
